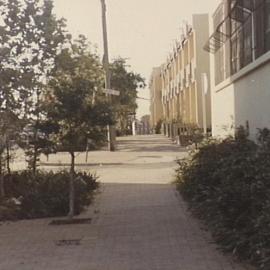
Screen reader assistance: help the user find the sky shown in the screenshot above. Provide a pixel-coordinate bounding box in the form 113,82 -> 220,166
53,0 -> 220,119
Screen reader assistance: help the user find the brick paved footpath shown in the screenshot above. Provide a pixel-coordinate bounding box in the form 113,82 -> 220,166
0,135 -> 253,270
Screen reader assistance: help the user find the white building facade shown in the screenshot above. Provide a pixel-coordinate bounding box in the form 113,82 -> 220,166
206,0 -> 270,139
149,67 -> 163,131
161,14 -> 211,141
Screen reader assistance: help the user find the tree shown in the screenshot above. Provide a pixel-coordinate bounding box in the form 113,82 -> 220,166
0,135 -> 5,198
110,58 -> 145,135
0,0 -> 67,174
0,0 -> 26,176
19,0 -> 67,173
0,111 -> 23,198
44,36 -> 113,218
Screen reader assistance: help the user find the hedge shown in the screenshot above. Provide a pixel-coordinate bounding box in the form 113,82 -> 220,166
0,170 -> 99,220
176,129 -> 270,270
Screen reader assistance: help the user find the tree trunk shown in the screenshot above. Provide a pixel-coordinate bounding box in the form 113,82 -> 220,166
0,155 -> 5,198
32,91 -> 41,175
32,119 -> 40,175
6,139 -> 11,175
32,143 -> 38,175
0,174 -> 4,198
68,152 -> 75,219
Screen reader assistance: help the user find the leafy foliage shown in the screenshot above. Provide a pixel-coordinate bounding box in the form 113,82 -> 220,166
110,58 -> 145,135
0,0 -> 68,174
155,120 -> 163,134
176,129 -> 270,269
43,36 -> 113,218
2,170 -> 99,220
45,36 -> 113,155
0,111 -> 23,174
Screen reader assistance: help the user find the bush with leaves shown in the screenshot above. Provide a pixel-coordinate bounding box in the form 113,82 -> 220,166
1,170 -> 99,220
176,128 -> 270,270
0,0 -> 68,174
155,120 -> 162,134
110,58 -> 146,134
44,36 -> 113,218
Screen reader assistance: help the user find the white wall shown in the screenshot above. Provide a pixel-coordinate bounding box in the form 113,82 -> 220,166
212,84 -> 235,137
212,56 -> 270,140
234,63 -> 270,139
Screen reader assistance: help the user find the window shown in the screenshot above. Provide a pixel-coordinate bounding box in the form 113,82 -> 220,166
241,18 -> 253,67
254,1 -> 265,58
265,0 -> 270,51
213,4 -> 226,84
212,0 -> 270,83
255,0 -> 270,56
215,47 -> 225,84
231,35 -> 240,74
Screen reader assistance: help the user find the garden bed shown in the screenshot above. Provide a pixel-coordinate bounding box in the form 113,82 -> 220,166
0,170 -> 99,221
176,129 -> 270,270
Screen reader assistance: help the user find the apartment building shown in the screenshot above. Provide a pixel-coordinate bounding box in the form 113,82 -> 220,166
160,14 -> 211,140
205,0 -> 270,139
149,67 -> 163,131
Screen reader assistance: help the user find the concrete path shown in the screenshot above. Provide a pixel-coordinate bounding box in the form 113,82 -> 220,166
0,135 -> 252,270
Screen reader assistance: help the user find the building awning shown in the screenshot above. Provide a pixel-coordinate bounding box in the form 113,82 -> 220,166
204,0 -> 262,53
233,0 -> 265,12
203,19 -> 230,53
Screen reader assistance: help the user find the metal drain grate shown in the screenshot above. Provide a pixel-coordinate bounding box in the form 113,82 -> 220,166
49,218 -> 92,226
55,239 -> 81,246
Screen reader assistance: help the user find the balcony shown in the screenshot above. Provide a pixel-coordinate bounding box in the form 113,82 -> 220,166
178,73 -> 182,92
176,79 -> 180,94
180,71 -> 185,91
190,59 -> 196,83
185,65 -> 190,88
169,82 -> 174,99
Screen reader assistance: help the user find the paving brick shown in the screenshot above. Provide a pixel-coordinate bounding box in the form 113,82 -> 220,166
0,135 -> 254,270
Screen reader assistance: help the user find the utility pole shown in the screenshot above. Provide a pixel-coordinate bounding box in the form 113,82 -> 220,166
100,0 -> 115,151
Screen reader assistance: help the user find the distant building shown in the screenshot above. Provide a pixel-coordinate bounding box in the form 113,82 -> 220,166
149,67 -> 163,132
205,0 -> 270,139
132,115 -> 151,135
140,115 -> 151,135
160,14 -> 211,141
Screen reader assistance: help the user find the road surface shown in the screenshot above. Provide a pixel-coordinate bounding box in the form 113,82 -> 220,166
0,135 -> 252,270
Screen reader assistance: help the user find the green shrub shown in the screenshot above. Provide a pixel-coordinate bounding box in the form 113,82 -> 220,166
155,120 -> 162,134
0,198 -> 21,221
176,130 -> 270,270
2,170 -> 99,220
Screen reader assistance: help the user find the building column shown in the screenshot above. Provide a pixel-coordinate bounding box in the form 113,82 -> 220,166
166,123 -> 170,137
162,122 -> 166,135
170,123 -> 174,139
